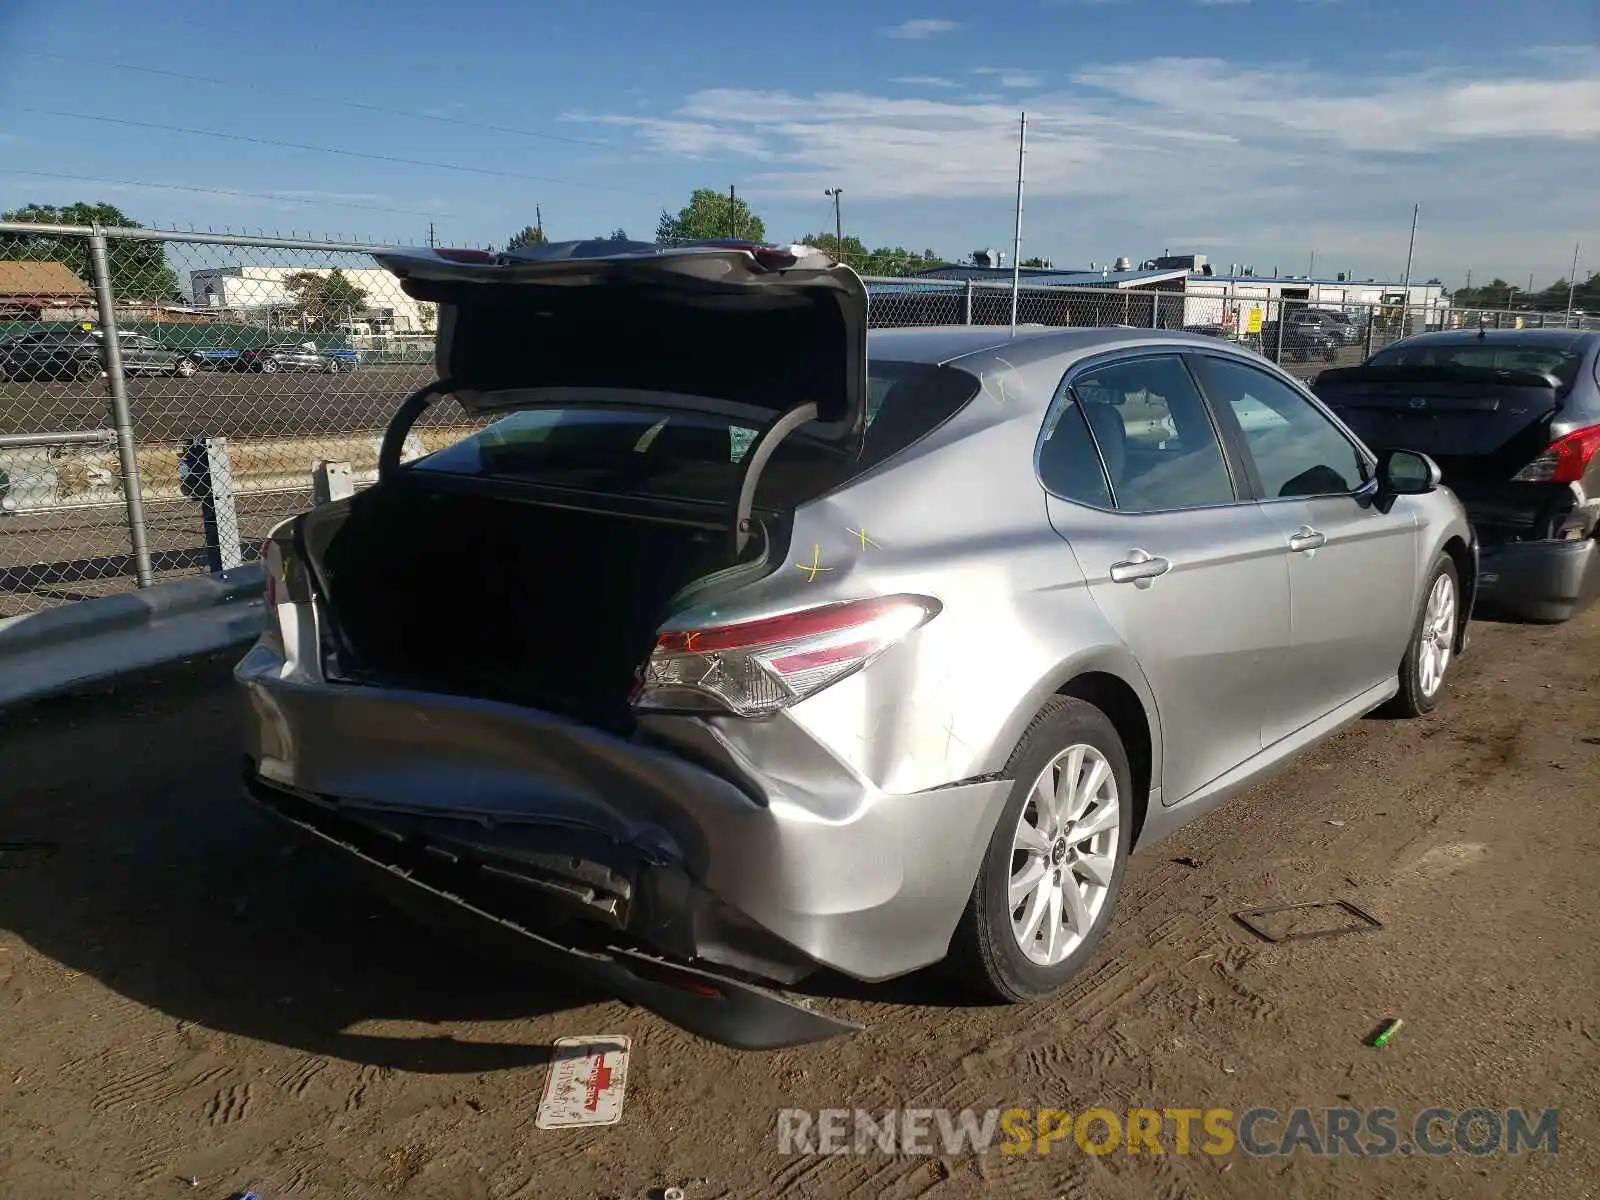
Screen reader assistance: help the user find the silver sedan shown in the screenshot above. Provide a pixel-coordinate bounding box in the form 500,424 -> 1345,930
238,240 -> 1477,1048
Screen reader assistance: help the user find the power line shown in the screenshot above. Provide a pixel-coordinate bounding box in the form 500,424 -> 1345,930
0,168 -> 457,219
18,50 -> 617,150
19,108 -> 646,195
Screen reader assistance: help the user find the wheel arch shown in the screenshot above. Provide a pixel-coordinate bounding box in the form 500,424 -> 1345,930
989,648 -> 1163,848
1055,671 -> 1154,847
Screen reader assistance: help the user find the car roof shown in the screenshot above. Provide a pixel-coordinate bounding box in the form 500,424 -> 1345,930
868,324 -> 1239,368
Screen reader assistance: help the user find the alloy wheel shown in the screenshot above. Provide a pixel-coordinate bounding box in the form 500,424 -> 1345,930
1008,744 -> 1121,966
1418,572 -> 1456,698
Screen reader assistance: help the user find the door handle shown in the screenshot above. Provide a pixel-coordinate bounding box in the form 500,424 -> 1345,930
1109,549 -> 1172,586
1288,526 -> 1327,553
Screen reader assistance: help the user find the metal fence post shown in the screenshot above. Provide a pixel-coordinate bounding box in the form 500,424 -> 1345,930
964,281 -> 973,325
1275,302 -> 1287,361
1151,293 -> 1161,328
179,435 -> 243,572
1364,308 -> 1376,359
87,228 -> 155,588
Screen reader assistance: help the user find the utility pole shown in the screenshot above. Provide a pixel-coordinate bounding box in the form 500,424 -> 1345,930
1568,241 -> 1582,321
427,221 -> 435,248
1401,203 -> 1419,294
1009,111 -> 1027,335
536,205 -> 544,241
1308,249 -> 1315,278
824,187 -> 844,260
1465,267 -> 1471,292
728,186 -> 738,239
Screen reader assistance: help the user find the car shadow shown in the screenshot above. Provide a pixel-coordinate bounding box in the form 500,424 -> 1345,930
0,652 -> 599,1075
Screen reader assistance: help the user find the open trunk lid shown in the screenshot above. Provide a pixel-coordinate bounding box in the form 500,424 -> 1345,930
372,239 -> 870,449
1313,363 -> 1564,480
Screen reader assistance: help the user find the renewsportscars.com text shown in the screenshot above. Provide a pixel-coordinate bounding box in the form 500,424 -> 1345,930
776,1106 -> 1560,1158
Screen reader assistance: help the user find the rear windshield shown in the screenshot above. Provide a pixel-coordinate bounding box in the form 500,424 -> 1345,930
1367,343 -> 1582,386
410,359 -> 980,510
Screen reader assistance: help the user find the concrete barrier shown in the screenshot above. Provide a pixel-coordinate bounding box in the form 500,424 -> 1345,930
0,427 -> 476,514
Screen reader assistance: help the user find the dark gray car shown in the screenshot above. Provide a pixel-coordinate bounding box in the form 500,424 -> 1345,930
1316,329 -> 1600,621
0,330 -> 198,381
239,343 -> 345,373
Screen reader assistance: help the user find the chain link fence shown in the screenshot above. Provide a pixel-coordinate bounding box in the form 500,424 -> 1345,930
0,222 -> 490,617
1,222 -> 1591,617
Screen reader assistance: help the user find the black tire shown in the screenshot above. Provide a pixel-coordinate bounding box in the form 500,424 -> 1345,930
947,697 -> 1133,1003
1382,553 -> 1460,718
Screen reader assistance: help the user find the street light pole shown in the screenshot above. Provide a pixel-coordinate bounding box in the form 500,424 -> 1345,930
824,188 -> 844,262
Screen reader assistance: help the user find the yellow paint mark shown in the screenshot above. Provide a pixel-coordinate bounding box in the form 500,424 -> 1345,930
795,544 -> 833,582
847,526 -> 881,550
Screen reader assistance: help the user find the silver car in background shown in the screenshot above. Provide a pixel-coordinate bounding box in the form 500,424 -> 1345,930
238,240 -> 1477,1048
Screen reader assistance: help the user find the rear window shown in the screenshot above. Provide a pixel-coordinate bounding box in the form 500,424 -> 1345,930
1368,343 -> 1582,386
410,359 -> 979,510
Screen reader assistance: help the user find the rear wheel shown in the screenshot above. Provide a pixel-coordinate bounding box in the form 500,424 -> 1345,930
325,358 -> 341,374
948,697 -> 1131,1002
258,358 -> 279,374
1384,554 -> 1459,718
172,356 -> 197,378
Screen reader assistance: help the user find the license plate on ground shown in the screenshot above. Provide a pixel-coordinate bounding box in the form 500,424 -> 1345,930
535,1036 -> 631,1129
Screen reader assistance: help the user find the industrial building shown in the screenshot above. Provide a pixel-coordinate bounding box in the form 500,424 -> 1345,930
187,266 -> 436,335
904,251 -> 1449,336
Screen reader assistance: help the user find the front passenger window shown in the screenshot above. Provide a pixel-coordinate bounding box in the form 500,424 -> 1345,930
1189,356 -> 1366,498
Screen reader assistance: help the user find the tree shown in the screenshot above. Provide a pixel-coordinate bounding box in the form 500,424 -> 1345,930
798,232 -> 871,267
862,245 -> 950,277
1022,256 -> 1052,269
795,235 -> 950,276
279,268 -> 368,329
592,229 -> 630,241
655,188 -> 766,244
0,202 -> 179,301
506,224 -> 547,251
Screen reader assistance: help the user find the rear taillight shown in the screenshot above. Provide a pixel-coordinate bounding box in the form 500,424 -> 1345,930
632,595 -> 941,718
1512,424 -> 1600,484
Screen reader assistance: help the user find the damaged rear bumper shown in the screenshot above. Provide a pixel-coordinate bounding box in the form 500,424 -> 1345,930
246,773 -> 861,1049
235,644 -> 1012,1045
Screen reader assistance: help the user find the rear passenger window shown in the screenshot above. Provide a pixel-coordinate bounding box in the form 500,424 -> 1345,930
1044,355 -> 1236,512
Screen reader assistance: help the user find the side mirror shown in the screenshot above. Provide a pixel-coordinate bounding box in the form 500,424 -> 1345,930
1377,447 -> 1441,496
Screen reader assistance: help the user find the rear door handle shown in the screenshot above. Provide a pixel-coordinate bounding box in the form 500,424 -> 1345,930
1109,549 -> 1172,587
1288,526 -> 1327,553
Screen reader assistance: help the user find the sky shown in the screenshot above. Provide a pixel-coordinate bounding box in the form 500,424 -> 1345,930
0,0 -> 1596,288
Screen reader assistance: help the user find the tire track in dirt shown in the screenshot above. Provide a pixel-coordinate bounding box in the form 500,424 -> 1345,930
202,1081 -> 254,1126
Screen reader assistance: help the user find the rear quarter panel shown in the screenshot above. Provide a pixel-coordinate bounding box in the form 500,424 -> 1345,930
666,356 -> 1164,802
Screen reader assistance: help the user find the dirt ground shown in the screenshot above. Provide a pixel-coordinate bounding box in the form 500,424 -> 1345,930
1,608 -> 1597,1200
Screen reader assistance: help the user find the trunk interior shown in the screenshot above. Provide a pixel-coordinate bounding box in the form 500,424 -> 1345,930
299,478 -> 762,732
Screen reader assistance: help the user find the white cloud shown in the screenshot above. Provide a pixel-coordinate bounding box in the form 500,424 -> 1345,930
883,18 -> 959,39
1073,56 -> 1600,150
972,67 -> 1044,89
579,55 -> 1599,276
892,75 -> 961,88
